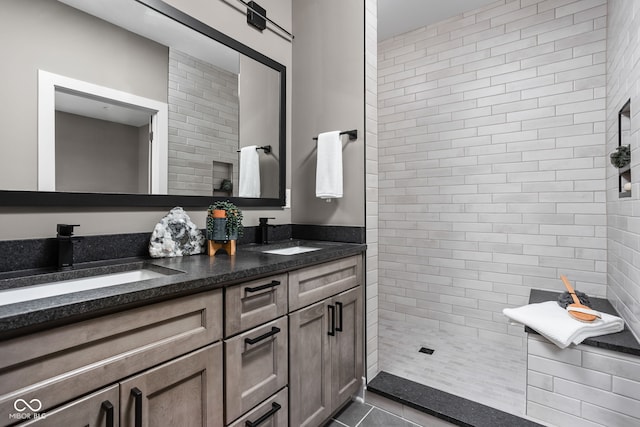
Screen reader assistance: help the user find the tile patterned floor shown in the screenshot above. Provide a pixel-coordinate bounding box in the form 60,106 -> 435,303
325,400 -> 421,427
378,318 -> 527,416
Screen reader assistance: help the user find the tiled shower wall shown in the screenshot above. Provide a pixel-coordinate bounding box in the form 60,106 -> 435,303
365,0 -> 379,380
168,49 -> 239,196
606,0 -> 640,341
378,0 -> 607,347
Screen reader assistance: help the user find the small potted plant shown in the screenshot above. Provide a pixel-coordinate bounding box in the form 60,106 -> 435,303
207,201 -> 244,242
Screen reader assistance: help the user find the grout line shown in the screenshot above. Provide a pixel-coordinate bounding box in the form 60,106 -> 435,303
372,404 -> 421,426
354,406 -> 375,427
329,419 -> 350,427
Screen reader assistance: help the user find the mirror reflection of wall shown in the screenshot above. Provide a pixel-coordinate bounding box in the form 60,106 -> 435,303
55,111 -> 150,194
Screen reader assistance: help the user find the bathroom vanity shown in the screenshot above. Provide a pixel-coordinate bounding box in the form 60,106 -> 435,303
0,241 -> 365,427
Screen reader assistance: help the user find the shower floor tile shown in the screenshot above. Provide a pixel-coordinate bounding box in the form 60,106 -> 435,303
378,318 -> 526,416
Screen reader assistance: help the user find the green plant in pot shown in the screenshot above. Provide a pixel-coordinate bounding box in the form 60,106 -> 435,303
207,201 -> 244,242
610,145 -> 631,168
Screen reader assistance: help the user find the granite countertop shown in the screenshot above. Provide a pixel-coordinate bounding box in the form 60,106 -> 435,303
528,289 -> 640,356
0,240 -> 366,340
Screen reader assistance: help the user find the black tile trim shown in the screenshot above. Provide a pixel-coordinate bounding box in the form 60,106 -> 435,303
367,371 -> 544,427
292,224 -> 366,243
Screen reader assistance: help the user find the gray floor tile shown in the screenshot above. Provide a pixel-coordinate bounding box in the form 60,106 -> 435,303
359,408 -> 418,427
334,401 -> 373,426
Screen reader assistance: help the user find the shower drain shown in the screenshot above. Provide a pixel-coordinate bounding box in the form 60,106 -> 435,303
418,347 -> 434,355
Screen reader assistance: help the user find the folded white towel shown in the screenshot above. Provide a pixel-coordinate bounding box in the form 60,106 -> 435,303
316,131 -> 343,199
239,145 -> 260,198
503,301 -> 624,349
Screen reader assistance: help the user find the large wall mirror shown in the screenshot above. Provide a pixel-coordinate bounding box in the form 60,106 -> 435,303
0,0 -> 286,207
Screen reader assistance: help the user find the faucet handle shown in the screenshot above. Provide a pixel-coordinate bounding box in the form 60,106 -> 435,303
57,224 -> 80,237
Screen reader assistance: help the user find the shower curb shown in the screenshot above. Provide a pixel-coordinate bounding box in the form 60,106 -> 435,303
367,371 -> 544,427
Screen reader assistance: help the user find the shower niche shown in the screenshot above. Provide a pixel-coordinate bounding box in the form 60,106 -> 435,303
616,99 -> 632,198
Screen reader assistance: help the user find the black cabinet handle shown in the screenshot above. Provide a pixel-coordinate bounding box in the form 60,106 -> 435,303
245,402 -> 282,427
336,301 -> 343,332
245,280 -> 281,293
131,387 -> 143,427
245,326 -> 281,345
328,305 -> 335,336
101,400 -> 114,427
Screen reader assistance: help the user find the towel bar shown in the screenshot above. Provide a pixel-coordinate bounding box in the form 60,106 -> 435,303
237,145 -> 271,154
312,130 -> 358,141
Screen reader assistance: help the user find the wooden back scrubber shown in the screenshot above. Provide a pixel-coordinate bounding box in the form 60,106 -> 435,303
560,275 -> 600,322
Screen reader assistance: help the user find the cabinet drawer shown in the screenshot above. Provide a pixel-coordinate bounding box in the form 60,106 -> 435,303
225,316 -> 288,424
225,273 -> 287,337
0,289 -> 222,422
289,255 -> 362,311
227,387 -> 288,427
16,384 -> 119,427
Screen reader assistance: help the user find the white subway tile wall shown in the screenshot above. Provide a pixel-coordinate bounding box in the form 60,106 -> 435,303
378,0 -> 608,348
606,0 -> 640,343
366,0 -> 380,380
527,334 -> 640,426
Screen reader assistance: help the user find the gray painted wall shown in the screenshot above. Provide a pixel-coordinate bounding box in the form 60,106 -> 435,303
291,0 -> 366,227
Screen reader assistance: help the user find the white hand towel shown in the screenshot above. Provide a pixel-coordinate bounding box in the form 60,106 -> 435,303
503,301 -> 624,349
316,131 -> 343,199
239,145 -> 260,198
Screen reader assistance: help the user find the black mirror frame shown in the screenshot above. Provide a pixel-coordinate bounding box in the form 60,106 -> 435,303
0,0 -> 286,208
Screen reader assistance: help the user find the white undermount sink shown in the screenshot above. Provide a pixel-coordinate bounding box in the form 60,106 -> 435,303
0,267 -> 176,306
261,246 -> 321,255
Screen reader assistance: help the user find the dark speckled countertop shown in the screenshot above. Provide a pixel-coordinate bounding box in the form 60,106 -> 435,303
0,240 -> 365,340
528,289 -> 640,356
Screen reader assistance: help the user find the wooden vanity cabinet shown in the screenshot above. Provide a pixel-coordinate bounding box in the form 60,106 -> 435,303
0,289 -> 223,427
288,256 -> 363,427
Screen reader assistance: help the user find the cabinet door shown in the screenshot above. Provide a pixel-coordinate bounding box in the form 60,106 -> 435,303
225,316 -> 288,424
331,287 -> 363,410
288,300 -> 332,427
16,384 -> 119,427
120,343 -> 223,427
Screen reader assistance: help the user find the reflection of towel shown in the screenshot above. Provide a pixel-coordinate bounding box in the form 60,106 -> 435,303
316,131 -> 343,199
503,301 -> 624,349
239,145 -> 260,198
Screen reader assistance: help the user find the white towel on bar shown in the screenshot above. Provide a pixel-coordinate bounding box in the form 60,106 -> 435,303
316,131 -> 343,199
239,145 -> 260,198
502,301 -> 624,349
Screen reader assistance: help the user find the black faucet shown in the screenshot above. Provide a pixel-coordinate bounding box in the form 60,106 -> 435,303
258,217 -> 276,245
57,224 -> 80,270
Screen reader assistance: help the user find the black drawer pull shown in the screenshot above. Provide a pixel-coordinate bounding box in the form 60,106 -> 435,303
328,305 -> 335,336
245,280 -> 281,293
336,301 -> 343,332
245,326 -> 281,345
245,402 -> 282,427
131,387 -> 143,427
101,400 -> 114,427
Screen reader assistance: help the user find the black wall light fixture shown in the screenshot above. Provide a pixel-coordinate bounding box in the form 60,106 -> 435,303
246,1 -> 267,31
237,0 -> 293,41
